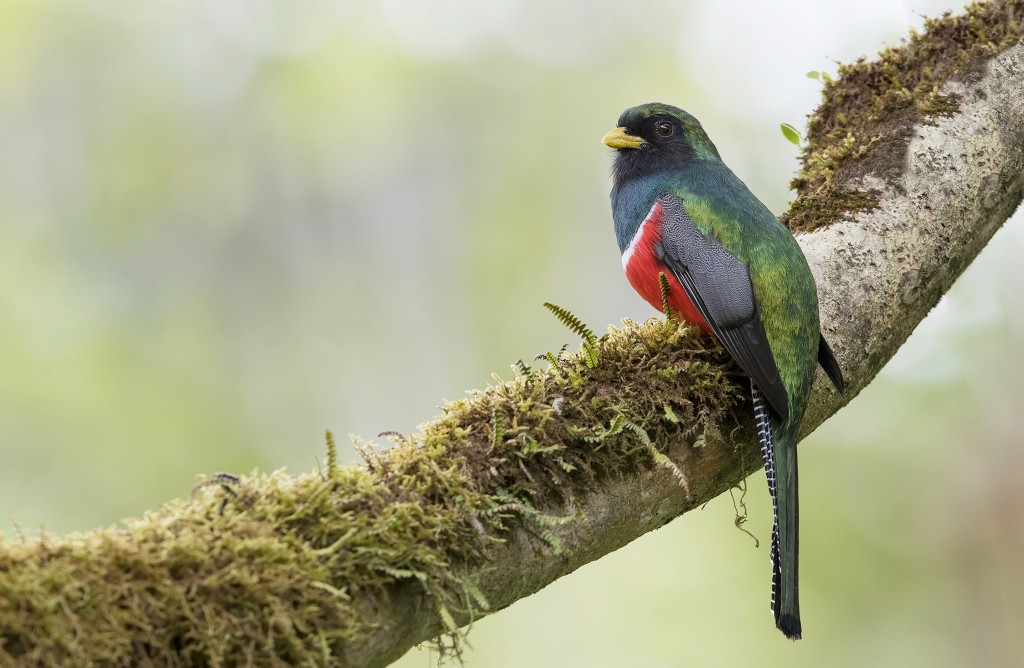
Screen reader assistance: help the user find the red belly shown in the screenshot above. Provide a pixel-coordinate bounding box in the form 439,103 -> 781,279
622,201 -> 713,335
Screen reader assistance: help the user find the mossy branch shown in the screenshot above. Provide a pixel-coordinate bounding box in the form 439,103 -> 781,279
2,7 -> 1024,667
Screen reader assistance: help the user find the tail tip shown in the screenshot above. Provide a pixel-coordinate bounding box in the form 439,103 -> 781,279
777,614 -> 802,640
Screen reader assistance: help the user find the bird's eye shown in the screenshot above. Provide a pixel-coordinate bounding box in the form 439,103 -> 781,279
655,121 -> 674,138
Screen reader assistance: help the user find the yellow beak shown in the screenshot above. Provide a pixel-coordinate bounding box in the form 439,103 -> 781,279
602,126 -> 646,149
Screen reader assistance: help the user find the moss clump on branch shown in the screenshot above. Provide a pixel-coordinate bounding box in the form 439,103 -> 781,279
0,317 -> 740,666
784,0 -> 1024,232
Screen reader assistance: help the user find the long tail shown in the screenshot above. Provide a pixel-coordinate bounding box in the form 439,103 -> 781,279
752,385 -> 801,640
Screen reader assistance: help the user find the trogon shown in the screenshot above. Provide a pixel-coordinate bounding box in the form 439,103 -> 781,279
603,102 -> 844,640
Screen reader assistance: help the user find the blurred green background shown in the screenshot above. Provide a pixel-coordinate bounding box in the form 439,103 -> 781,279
1,0 -> 1022,666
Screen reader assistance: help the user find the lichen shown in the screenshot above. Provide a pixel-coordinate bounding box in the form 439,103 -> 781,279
783,0 -> 1024,232
0,317 -> 740,666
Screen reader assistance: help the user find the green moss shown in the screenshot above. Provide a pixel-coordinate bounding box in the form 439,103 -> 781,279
0,317 -> 740,666
783,0 -> 1024,232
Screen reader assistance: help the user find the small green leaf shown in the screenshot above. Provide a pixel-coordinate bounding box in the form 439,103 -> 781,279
780,123 -> 801,145
806,70 -> 822,81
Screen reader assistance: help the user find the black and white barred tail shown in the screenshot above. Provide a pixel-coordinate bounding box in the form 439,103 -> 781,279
752,383 -> 802,640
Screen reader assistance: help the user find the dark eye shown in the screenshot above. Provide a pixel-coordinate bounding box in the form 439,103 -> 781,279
655,120 -> 674,138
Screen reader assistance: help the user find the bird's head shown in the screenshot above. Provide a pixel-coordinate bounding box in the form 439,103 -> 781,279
603,103 -> 721,184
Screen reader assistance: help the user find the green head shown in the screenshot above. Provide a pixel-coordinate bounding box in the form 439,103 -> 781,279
603,103 -> 721,185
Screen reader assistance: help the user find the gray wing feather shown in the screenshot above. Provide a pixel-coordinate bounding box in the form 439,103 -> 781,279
657,194 -> 789,422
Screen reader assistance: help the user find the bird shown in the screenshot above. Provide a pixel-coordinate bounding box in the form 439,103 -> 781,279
603,103 -> 844,640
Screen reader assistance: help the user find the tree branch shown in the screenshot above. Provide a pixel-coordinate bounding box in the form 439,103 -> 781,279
2,9 -> 1023,668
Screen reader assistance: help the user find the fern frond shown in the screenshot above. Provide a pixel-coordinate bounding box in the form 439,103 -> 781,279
542,302 -> 601,369
437,604 -> 458,632
622,420 -> 690,496
582,414 -> 625,444
461,580 -> 491,611
377,565 -> 428,582
491,409 -> 504,450
487,492 -> 577,555
658,272 -> 676,322
543,302 -> 597,346
539,343 -> 569,368
517,435 -> 562,457
324,430 -> 338,479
